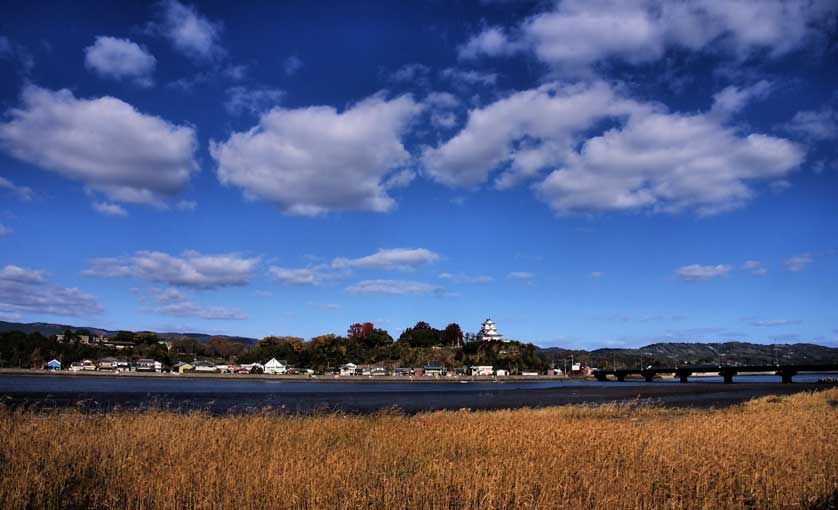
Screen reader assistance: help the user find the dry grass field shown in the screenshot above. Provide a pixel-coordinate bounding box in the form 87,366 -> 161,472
0,389 -> 836,510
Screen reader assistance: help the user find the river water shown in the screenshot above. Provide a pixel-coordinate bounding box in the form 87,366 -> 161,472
1,374 -> 835,414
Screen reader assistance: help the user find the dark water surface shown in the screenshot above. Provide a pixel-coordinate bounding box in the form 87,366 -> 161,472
1,374 -> 835,414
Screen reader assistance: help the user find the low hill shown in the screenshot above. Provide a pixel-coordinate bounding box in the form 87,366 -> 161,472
0,321 -> 258,346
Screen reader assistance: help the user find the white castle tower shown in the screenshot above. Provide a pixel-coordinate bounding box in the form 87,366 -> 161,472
478,318 -> 504,342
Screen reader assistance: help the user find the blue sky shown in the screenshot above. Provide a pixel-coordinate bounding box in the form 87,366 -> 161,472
0,0 -> 836,348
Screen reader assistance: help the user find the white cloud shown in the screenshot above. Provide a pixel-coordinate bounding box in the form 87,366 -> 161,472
438,272 -> 493,284
224,86 -> 284,116
84,250 -> 259,289
284,56 -> 303,76
269,266 -> 322,285
84,36 -> 156,87
784,253 -> 812,272
0,264 -> 102,317
440,68 -> 498,87
390,63 -> 430,82
590,271 -> 604,278
709,81 -> 772,119
155,0 -> 224,61
0,223 -> 12,237
93,202 -> 127,217
460,0 -> 837,67
332,248 -> 440,270
423,81 -> 641,189
176,199 -> 197,211
0,85 -> 198,207
424,92 -> 460,109
507,271 -> 534,280
211,93 -> 422,215
742,260 -> 767,276
676,264 -> 732,281
346,279 -> 439,295
140,286 -> 245,320
750,319 -> 801,327
534,100 -> 804,216
0,176 -> 33,201
786,106 -> 838,141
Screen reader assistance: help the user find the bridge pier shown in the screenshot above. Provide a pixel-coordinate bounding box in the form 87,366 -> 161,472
616,373 -> 626,382
719,369 -> 737,384
594,371 -> 608,382
779,369 -> 797,384
676,371 -> 691,383
642,372 -> 654,382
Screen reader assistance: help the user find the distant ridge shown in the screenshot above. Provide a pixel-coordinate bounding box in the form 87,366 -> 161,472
0,321 -> 258,346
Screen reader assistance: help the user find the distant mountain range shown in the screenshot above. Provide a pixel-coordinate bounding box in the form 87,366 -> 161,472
1,321 -> 836,365
0,321 -> 258,345
540,341 -> 838,366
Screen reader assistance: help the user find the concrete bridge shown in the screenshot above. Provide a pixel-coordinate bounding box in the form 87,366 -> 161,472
591,364 -> 838,384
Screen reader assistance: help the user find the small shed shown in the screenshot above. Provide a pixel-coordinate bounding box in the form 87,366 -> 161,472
45,359 -> 61,371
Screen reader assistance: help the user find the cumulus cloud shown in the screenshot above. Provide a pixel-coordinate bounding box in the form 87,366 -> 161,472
224,86 -> 284,116
269,266 -> 322,285
438,272 -> 493,284
439,68 -> 498,87
423,81 -> 642,189
785,106 -> 838,141
211,93 -> 422,215
84,250 -> 259,289
390,63 -> 430,83
590,271 -> 604,279
676,264 -> 732,281
84,36 -> 156,87
332,248 -> 439,271
427,79 -> 802,215
140,286 -> 245,320
0,176 -> 33,201
0,85 -> 198,207
784,253 -> 812,272
742,260 -> 767,276
154,0 -> 224,61
0,264 -> 102,317
346,279 -> 439,295
92,202 -> 127,217
459,0 -> 837,67
536,107 -> 804,215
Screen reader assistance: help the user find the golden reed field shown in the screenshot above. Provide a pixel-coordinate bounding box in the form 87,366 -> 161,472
1,389 -> 836,510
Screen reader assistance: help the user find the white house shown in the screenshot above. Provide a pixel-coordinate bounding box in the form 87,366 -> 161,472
192,361 -> 218,373
470,366 -> 494,376
339,363 -> 357,376
495,369 -> 509,376
264,358 -> 287,375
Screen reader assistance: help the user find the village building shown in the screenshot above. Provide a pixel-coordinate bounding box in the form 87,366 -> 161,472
339,363 -> 357,376
470,366 -> 494,376
135,359 -> 159,372
69,361 -> 84,372
192,361 -> 218,373
264,358 -> 288,375
97,357 -> 118,371
172,361 -> 194,373
495,369 -> 509,376
45,359 -> 61,371
81,359 -> 96,371
477,318 -> 505,342
423,364 -> 446,376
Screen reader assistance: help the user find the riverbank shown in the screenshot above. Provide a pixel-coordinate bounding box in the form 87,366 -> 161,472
1,389 -> 835,510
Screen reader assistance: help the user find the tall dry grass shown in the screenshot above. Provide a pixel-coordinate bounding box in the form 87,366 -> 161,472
0,390 -> 836,510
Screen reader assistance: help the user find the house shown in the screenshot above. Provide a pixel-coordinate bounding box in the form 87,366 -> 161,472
370,367 -> 387,376
521,371 -> 539,376
192,361 -> 218,373
423,365 -> 445,376
237,363 -> 263,374
394,367 -> 413,376
470,366 -> 494,376
264,358 -> 287,375
135,359 -> 158,372
69,362 -> 84,372
546,368 -> 563,376
172,361 -> 194,374
97,357 -> 118,371
45,359 -> 61,371
154,360 -> 163,372
102,339 -> 135,350
81,359 -> 96,371
495,369 -> 508,376
116,360 -> 130,372
339,363 -> 357,376
452,367 -> 467,376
